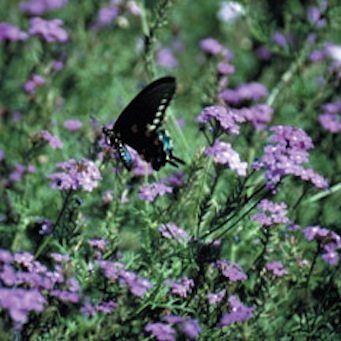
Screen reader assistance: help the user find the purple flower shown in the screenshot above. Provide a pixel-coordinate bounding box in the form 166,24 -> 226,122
48,158 -> 102,192
50,290 -> 80,303
307,6 -> 321,23
156,48 -> 178,68
96,2 -> 120,27
254,126 -> 329,190
319,113 -> 341,133
309,49 -> 326,62
80,303 -> 95,318
164,171 -> 185,187
23,74 -> 45,94
207,289 -> 226,305
219,295 -> 254,327
41,130 -> 64,149
0,264 -> 17,286
0,249 -> 13,263
239,104 -> 273,130
224,82 -> 268,102
217,61 -> 235,75
199,38 -> 224,55
215,260 -> 247,282
19,0 -> 67,15
63,119 -> 83,131
180,319 -> 202,340
51,60 -> 64,71
322,244 -> 339,266
159,223 -> 189,241
127,1 -> 142,16
95,300 -> 118,314
196,105 -> 246,135
205,140 -> 248,176
0,288 -> 46,325
29,17 -> 68,43
0,22 -> 28,41
256,46 -> 272,61
50,253 -> 70,263
145,322 -> 176,341
251,199 -> 290,227
120,270 -> 153,297
169,277 -> 194,298
138,182 -> 172,202
272,31 -> 287,47
96,260 -> 124,280
265,261 -> 288,277
88,239 -> 109,252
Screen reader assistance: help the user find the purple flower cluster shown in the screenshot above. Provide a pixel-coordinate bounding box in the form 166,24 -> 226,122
23,74 -> 45,94
303,226 -> 341,266
196,105 -> 245,135
48,158 -> 102,192
168,277 -> 194,298
214,260 -> 247,282
199,37 -> 232,58
88,239 -> 110,252
265,261 -> 288,277
29,17 -> 68,43
234,104 -> 273,130
219,295 -> 254,327
139,182 -> 172,202
254,126 -> 329,190
220,82 -> 268,104
251,199 -> 290,227
19,0 -> 67,15
318,98 -> 341,133
159,223 -> 190,241
40,130 -> 64,149
6,163 -> 35,184
205,140 -> 248,176
96,260 -> 153,297
0,250 -> 79,327
0,22 -> 28,41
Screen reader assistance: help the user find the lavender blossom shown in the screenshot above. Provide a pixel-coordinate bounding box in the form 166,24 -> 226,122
120,270 -> 153,297
238,104 -> 273,130
272,31 -> 287,47
207,289 -> 226,305
95,300 -> 118,314
251,199 -> 290,227
0,22 -> 28,41
0,288 -> 46,326
205,140 -> 248,176
196,105 -> 246,135
50,290 -> 80,303
19,0 -> 67,15
254,126 -> 329,190
219,295 -> 254,327
48,158 -> 102,192
41,130 -> 64,149
145,322 -> 176,341
127,1 -> 142,16
0,249 -> 14,263
96,1 -> 120,27
217,61 -> 235,75
23,74 -> 45,94
318,99 -> 341,133
214,260 -> 247,282
63,119 -> 83,131
169,277 -> 194,298
156,48 -> 178,68
29,17 -> 68,43
138,182 -> 172,202
88,239 -> 110,252
199,38 -> 224,55
322,244 -> 339,266
265,261 -> 288,277
159,223 -> 189,241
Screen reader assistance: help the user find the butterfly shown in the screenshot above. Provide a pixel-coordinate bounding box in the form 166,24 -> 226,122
103,76 -> 185,171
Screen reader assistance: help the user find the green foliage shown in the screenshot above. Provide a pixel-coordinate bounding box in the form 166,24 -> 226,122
1,0 -> 341,340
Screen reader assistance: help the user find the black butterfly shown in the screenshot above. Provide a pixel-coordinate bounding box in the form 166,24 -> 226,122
103,77 -> 184,171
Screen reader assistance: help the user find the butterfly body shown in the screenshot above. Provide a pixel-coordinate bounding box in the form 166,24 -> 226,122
103,77 -> 184,171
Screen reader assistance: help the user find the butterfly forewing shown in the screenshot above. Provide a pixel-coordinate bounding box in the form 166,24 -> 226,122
113,77 -> 176,149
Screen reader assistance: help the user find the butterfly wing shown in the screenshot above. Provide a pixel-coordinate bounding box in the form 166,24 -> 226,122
104,77 -> 184,170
